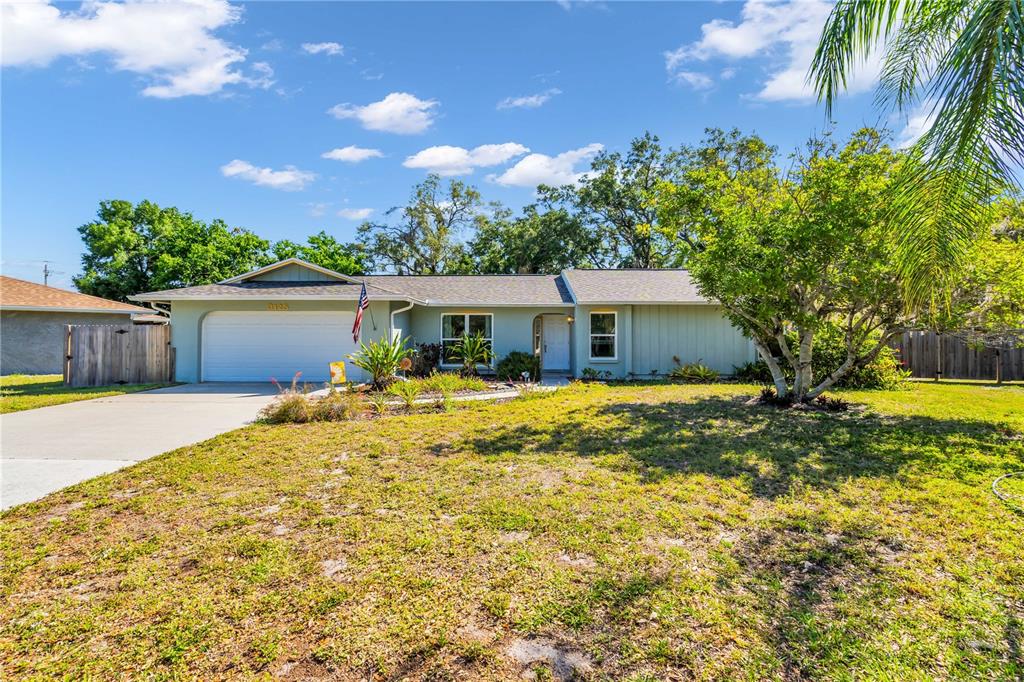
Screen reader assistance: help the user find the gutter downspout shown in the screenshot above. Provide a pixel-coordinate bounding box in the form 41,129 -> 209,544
389,299 -> 415,341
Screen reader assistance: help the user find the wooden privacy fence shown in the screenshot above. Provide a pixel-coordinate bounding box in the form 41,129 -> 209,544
889,331 -> 1024,382
64,324 -> 175,387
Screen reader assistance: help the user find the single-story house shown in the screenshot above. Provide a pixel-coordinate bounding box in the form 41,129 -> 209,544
0,276 -> 154,375
131,258 -> 756,383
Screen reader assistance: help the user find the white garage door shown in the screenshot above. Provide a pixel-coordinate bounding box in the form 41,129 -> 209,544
202,311 -> 356,382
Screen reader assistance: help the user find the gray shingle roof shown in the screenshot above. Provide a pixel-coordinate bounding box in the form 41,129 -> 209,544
132,281 -> 370,301
562,269 -> 707,304
361,275 -> 573,305
132,268 -> 708,305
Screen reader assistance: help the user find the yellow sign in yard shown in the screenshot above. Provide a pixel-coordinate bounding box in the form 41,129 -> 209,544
329,361 -> 347,384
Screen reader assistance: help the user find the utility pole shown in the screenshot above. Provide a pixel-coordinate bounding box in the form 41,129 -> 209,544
43,263 -> 51,286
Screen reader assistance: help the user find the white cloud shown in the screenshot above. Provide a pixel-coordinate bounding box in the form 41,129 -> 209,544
220,159 -> 315,191
301,41 -> 343,56
328,92 -> 438,134
306,202 -> 330,217
671,71 -> 713,90
896,101 -> 937,149
664,0 -> 880,102
403,143 -> 529,176
322,145 -> 384,163
497,88 -> 562,109
0,0 -> 269,99
489,143 -> 603,188
338,207 -> 373,220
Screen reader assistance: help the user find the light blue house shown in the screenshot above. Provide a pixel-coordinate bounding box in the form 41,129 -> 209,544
132,258 -> 755,383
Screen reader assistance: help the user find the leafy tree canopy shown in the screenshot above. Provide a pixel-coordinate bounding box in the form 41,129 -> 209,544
74,200 -> 363,301
356,175 -> 481,275
469,204 -> 604,274
673,128 -> 919,401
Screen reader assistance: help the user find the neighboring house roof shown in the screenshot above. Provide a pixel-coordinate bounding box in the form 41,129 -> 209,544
561,269 -> 707,304
362,274 -> 574,306
130,259 -> 710,306
0,276 -> 150,314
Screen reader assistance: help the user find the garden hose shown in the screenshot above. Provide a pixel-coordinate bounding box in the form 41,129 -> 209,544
992,471 -> 1024,511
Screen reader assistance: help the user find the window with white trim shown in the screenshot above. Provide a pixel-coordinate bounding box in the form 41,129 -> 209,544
441,313 -> 493,365
589,312 -> 617,360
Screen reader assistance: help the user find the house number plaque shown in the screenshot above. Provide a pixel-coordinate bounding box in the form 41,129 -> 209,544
267,303 -> 289,311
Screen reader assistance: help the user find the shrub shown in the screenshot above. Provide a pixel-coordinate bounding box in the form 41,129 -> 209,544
733,360 -> 774,383
450,333 -> 493,376
347,336 -> 413,390
580,368 -> 613,381
258,392 -> 313,424
311,390 -> 364,421
669,361 -> 720,383
496,351 -> 540,382
808,325 -> 909,390
258,388 -> 363,423
387,380 -> 422,409
366,392 -> 389,416
409,343 -> 441,378
815,394 -> 850,412
418,371 -> 486,394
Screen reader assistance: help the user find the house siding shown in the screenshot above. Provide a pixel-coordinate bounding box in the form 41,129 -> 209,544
573,304 -> 754,379
630,304 -> 755,376
1,310 -> 134,375
406,306 -> 572,370
167,299 -> 392,383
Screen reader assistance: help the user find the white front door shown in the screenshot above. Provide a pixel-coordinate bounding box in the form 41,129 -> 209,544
542,315 -> 571,371
202,311 -> 356,382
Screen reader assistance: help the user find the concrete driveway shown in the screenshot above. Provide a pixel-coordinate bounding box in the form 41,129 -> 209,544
1,383 -> 278,510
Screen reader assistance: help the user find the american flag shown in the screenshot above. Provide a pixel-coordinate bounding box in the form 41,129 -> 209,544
352,283 -> 369,343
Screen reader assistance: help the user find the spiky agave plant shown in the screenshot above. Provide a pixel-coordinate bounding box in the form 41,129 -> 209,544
811,0 -> 1022,308
451,332 -> 493,376
347,336 -> 413,390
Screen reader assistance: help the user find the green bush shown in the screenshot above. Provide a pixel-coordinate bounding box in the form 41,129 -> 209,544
669,362 -> 720,383
808,325 -> 909,390
347,336 -> 413,390
417,372 -> 487,394
580,368 -> 613,381
387,380 -> 422,409
733,360 -> 774,383
496,351 -> 540,382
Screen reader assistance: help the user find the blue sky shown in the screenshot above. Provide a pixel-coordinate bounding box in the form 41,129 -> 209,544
2,0 -> 914,288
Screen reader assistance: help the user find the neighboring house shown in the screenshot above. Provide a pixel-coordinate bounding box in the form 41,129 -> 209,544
131,258 -> 756,383
0,276 -> 153,375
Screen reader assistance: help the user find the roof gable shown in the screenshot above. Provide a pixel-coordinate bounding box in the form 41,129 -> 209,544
222,258 -> 355,284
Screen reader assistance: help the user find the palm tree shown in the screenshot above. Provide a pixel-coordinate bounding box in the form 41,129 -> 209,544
810,0 -> 1023,307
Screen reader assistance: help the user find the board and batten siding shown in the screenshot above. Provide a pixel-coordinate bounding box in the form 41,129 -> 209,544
630,304 -> 755,376
250,264 -> 342,282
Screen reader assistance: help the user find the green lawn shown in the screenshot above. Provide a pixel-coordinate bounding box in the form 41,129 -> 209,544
0,374 -> 169,414
1,382 -> 1022,680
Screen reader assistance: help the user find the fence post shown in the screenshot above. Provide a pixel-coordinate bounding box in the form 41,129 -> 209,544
935,333 -> 942,382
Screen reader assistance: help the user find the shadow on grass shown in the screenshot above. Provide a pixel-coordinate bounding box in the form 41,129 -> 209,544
459,393 -> 1022,675
462,395 -> 1020,499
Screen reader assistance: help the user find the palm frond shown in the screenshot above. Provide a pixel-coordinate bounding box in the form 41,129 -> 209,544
811,0 -> 912,115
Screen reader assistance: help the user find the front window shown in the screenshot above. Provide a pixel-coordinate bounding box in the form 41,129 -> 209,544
589,312 -> 616,360
441,313 -> 493,365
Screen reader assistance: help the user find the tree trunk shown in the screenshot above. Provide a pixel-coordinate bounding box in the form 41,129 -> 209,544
792,329 -> 814,402
753,340 -> 789,397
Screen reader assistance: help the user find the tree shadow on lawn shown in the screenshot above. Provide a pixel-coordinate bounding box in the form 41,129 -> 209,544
463,394 -> 1021,499
460,395 -> 1023,676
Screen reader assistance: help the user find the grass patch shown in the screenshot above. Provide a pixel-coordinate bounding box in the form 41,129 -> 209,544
0,374 -> 169,413
1,383 -> 1022,679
